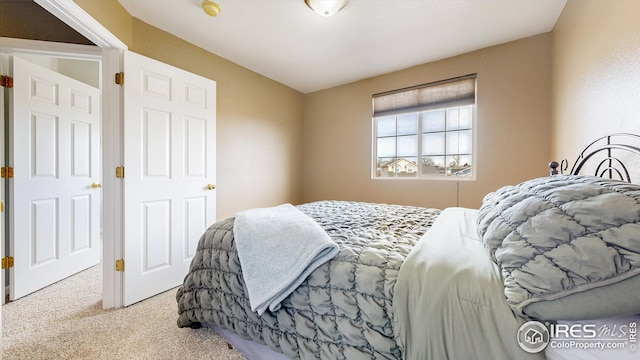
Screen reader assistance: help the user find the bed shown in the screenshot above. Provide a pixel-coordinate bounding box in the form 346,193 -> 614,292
176,133 -> 640,360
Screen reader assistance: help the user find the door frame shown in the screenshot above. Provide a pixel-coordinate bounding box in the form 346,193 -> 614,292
10,0 -> 127,308
0,36 -> 122,308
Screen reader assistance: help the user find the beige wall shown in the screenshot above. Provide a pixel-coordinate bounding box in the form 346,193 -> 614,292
551,0 -> 640,164
74,0 -> 305,220
74,0 -> 133,46
303,34 -> 553,210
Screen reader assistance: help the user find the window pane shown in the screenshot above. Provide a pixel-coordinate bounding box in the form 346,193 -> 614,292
422,109 -> 445,132
446,108 -> 460,130
456,154 -> 472,167
446,130 -> 472,154
447,155 -> 461,168
422,156 -> 445,175
422,133 -> 445,155
459,105 -> 472,129
377,116 -> 396,137
396,157 -> 418,177
397,113 -> 418,135
447,155 -> 472,176
397,135 -> 417,157
377,137 -> 396,158
376,157 -> 396,178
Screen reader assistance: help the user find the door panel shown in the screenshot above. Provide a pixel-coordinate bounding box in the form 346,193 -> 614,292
123,51 -> 216,306
71,195 -> 91,252
10,56 -> 101,300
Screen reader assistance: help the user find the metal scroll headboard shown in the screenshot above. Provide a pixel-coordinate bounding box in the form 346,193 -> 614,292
549,133 -> 640,183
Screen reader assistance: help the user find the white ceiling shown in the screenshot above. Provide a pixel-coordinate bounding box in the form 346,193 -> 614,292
117,0 -> 567,94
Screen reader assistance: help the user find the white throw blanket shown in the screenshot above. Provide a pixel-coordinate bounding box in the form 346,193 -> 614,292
233,203 -> 339,315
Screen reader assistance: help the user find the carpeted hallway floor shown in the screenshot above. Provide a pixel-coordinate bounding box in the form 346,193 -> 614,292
1,265 -> 247,360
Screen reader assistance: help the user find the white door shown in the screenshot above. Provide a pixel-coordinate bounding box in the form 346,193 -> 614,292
9,56 -> 101,300
122,51 -> 216,306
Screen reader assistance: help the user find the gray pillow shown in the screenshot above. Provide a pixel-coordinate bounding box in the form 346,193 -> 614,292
477,175 -> 640,320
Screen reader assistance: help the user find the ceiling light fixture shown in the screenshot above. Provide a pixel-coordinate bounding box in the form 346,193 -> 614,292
304,0 -> 349,17
202,0 -> 221,17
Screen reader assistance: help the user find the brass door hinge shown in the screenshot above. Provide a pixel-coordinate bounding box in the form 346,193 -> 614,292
1,75 -> 13,88
116,259 -> 125,272
2,256 -> 14,269
1,166 -> 14,179
0,200 -> 4,213
115,166 -> 125,178
115,72 -> 124,85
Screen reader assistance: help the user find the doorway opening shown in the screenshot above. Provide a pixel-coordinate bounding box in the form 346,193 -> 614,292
1,42 -> 103,305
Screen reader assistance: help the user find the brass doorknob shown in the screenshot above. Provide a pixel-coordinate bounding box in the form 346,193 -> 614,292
207,184 -> 216,190
91,183 -> 102,189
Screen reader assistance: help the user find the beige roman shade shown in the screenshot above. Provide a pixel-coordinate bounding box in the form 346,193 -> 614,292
373,74 -> 477,117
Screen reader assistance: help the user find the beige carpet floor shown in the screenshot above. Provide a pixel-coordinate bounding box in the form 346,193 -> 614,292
2,265 -> 247,360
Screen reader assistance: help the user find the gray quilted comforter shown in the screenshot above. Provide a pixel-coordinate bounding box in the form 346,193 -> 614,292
477,175 -> 640,320
176,200 -> 440,359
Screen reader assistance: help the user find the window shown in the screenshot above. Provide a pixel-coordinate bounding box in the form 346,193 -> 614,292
372,75 -> 476,179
